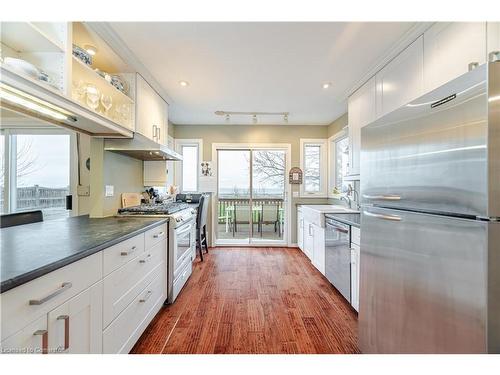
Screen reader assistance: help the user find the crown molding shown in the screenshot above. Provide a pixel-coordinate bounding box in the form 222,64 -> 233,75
340,22 -> 435,100
86,22 -> 174,106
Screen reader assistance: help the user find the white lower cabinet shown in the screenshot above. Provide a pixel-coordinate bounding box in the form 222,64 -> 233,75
103,267 -> 164,354
302,218 -> 326,275
1,315 -> 48,354
303,220 -> 314,260
311,224 -> 325,275
297,208 -> 304,250
47,282 -> 103,354
0,224 -> 168,354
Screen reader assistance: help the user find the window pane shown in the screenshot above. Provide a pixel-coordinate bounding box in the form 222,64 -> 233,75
252,150 -> 285,199
304,145 -> 320,192
217,150 -> 250,198
0,134 -> 5,214
181,145 -> 198,192
335,137 -> 349,192
15,134 -> 70,221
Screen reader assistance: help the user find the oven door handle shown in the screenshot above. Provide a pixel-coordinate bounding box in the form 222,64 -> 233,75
326,223 -> 349,233
176,223 -> 193,235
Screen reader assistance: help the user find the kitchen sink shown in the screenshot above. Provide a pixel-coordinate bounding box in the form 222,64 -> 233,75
300,205 -> 359,227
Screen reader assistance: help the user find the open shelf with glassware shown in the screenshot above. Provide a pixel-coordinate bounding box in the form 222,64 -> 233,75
0,22 -> 68,94
70,22 -> 135,131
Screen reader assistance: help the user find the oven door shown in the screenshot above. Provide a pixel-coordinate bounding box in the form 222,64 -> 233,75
172,219 -> 195,278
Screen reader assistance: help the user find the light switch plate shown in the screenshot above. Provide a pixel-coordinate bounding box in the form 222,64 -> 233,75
292,191 -> 299,198
105,185 -> 114,197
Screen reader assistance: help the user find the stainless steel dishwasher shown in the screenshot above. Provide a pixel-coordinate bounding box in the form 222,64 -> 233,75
325,217 -> 351,303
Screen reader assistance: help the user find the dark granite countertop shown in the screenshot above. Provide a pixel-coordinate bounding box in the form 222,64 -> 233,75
325,212 -> 361,228
1,215 -> 168,293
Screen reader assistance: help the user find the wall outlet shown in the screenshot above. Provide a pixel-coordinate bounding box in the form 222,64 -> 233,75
77,185 -> 90,196
105,185 -> 114,197
292,191 -> 299,198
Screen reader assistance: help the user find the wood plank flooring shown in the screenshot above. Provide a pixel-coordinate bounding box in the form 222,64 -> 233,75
131,247 -> 360,354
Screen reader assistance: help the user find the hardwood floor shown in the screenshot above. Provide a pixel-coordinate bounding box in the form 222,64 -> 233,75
131,247 -> 360,354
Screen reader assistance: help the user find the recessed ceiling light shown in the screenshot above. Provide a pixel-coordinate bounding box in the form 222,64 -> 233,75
83,44 -> 98,56
322,82 -> 332,89
179,80 -> 189,87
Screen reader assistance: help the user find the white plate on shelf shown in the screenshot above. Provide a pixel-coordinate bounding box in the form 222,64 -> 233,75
2,57 -> 40,79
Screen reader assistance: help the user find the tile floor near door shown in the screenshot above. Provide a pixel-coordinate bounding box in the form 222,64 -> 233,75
131,247 -> 359,354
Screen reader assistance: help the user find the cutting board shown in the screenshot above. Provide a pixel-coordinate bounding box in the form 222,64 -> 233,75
121,193 -> 142,208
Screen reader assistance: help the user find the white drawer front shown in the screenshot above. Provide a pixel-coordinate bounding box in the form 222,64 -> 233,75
103,234 -> 145,276
145,223 -> 167,250
1,252 -> 102,341
351,226 -> 361,246
103,240 -> 165,328
103,268 -> 165,354
1,315 -> 48,354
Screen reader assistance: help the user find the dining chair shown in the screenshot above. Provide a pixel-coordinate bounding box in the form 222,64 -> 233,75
259,204 -> 279,237
196,194 -> 209,261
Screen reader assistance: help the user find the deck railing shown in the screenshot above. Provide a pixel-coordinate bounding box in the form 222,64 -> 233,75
0,185 -> 69,212
217,197 -> 284,224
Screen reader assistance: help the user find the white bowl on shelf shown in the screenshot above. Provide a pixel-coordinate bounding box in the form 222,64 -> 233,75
3,57 -> 40,79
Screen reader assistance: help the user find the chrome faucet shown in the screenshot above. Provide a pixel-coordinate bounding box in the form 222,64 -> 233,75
341,195 -> 352,209
347,184 -> 360,210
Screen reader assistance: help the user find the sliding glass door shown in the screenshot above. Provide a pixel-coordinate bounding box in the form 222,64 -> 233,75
216,147 -> 287,245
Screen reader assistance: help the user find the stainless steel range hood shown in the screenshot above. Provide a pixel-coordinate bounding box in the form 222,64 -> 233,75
104,133 -> 182,161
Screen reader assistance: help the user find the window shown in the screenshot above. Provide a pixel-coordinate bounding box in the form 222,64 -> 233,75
175,139 -> 202,193
334,136 -> 349,192
328,130 -> 349,197
300,139 -> 327,197
1,129 -> 73,220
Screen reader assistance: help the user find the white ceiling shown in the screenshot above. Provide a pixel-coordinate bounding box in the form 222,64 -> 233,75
110,22 -> 416,125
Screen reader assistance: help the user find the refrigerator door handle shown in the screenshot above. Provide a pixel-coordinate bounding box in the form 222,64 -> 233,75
363,210 -> 402,222
362,194 -> 401,201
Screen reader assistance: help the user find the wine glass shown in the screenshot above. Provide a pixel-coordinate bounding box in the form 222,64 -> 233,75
72,80 -> 87,103
100,94 -> 113,116
85,84 -> 100,111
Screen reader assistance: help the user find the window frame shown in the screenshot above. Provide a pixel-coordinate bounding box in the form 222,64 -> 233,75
0,127 -> 77,217
299,138 -> 328,197
327,129 -> 348,198
175,138 -> 203,193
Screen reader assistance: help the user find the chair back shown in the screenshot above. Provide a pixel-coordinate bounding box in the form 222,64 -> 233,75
0,210 -> 43,228
197,194 -> 209,229
261,204 -> 278,221
234,203 -> 251,222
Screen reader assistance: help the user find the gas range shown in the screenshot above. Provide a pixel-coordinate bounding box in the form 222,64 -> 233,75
117,202 -> 196,228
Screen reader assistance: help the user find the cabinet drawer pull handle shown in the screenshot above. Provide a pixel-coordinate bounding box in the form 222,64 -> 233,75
153,231 -> 165,239
139,290 -> 152,302
33,330 -> 48,354
139,254 -> 152,263
57,315 -> 70,351
29,282 -> 72,305
120,246 -> 137,256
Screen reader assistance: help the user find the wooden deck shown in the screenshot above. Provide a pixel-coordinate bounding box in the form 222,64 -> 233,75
131,247 -> 359,354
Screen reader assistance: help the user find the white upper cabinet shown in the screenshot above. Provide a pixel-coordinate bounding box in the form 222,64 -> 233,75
347,75 -> 377,176
376,35 -> 424,117
424,22 -> 487,92
135,73 -> 168,145
487,22 -> 500,59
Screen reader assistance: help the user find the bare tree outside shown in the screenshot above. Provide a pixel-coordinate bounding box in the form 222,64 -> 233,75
304,145 -> 320,192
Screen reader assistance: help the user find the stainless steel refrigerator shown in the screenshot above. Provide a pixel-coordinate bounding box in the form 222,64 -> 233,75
359,61 -> 500,353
